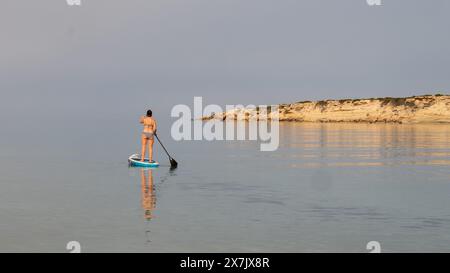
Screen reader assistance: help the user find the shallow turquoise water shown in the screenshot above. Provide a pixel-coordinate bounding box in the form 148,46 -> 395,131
1,122 -> 450,252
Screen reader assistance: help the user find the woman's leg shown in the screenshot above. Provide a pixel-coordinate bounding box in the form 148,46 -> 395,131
141,134 -> 148,161
148,138 -> 154,162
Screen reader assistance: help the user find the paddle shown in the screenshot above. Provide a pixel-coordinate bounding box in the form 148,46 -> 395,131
154,133 -> 178,168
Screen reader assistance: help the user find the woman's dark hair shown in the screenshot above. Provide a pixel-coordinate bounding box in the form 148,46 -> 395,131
146,109 -> 153,117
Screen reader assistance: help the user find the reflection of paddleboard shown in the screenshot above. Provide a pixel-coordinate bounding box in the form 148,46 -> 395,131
128,154 -> 160,168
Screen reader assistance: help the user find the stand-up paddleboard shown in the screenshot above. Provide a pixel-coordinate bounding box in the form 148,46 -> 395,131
128,154 -> 160,168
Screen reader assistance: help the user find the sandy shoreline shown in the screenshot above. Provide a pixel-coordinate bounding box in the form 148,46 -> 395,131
203,94 -> 450,124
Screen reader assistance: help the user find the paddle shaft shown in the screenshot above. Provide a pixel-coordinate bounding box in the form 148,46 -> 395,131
154,133 -> 173,160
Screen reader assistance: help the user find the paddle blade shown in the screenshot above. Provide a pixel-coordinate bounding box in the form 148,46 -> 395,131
170,158 -> 178,168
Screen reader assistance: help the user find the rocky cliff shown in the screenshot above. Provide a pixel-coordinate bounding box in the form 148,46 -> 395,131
203,95 -> 450,123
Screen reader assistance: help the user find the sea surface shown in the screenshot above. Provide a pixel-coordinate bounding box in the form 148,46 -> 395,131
1,122 -> 450,252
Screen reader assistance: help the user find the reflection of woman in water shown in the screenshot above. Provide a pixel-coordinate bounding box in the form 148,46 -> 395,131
141,169 -> 156,220
139,110 -> 157,162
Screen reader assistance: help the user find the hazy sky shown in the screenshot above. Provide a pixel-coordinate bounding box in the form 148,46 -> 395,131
1,0 -> 450,121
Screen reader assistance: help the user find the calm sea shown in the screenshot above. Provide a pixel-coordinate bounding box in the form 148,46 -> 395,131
1,122 -> 450,252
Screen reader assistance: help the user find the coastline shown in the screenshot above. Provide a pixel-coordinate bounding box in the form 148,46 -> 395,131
203,94 -> 450,124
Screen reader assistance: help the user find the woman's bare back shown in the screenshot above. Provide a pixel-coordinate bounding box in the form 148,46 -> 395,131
140,116 -> 156,133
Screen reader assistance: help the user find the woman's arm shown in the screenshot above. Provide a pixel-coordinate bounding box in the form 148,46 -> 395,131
139,116 -> 145,124
153,119 -> 157,133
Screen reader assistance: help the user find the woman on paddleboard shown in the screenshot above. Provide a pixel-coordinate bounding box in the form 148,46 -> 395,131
140,110 -> 157,162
